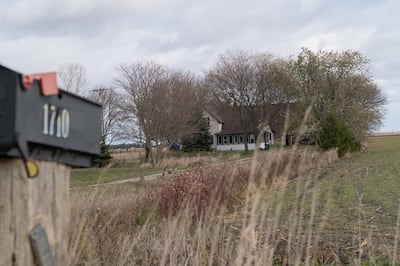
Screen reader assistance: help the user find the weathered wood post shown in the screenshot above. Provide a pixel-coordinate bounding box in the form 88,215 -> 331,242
0,159 -> 70,265
0,65 -> 101,265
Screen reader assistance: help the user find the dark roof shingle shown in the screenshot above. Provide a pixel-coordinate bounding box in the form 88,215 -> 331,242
206,103 -> 295,136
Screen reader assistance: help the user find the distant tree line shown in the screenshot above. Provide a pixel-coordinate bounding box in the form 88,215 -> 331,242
58,48 -> 386,165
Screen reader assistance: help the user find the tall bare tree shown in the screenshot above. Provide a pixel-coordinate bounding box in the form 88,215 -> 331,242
206,50 -> 288,150
114,61 -> 163,164
254,54 -> 293,136
57,62 -> 89,95
114,61 -> 203,165
206,51 -> 256,151
87,87 -> 122,144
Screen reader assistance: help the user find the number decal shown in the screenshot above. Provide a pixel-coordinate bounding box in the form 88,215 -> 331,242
43,104 -> 49,135
48,104 -> 56,136
61,109 -> 70,138
42,104 -> 70,138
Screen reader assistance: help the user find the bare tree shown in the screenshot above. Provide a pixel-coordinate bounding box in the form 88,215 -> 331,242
254,54 -> 293,136
114,61 -> 164,164
206,51 -> 256,151
87,87 -> 122,144
206,50 -> 287,150
57,62 -> 89,95
114,61 -> 203,166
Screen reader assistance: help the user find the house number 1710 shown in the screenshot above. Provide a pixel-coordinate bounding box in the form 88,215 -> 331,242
42,104 -> 70,138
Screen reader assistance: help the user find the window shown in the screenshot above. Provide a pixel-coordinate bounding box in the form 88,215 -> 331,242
265,132 -> 271,143
218,136 -> 222,145
223,136 -> 228,145
239,135 -> 243,144
249,134 -> 255,144
229,135 -> 233,144
234,135 -> 238,144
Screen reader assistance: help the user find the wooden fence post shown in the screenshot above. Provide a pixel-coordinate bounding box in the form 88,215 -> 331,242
0,158 -> 70,266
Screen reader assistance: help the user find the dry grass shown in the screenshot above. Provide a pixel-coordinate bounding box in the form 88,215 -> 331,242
110,148 -> 145,162
68,147 -> 400,265
69,102 -> 400,266
150,154 -> 221,170
110,147 -> 249,170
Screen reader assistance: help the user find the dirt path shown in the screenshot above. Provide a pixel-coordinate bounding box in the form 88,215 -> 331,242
85,171 -> 171,188
78,157 -> 253,189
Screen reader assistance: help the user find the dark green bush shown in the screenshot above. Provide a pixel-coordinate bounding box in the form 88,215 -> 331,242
93,137 -> 112,167
318,113 -> 360,157
181,116 -> 212,152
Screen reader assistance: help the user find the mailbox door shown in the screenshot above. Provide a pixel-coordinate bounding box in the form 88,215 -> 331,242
0,65 -> 18,152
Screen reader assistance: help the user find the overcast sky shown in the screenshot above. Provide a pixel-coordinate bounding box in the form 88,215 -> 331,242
0,0 -> 399,132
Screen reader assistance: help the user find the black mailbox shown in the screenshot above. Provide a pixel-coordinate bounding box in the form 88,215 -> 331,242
0,64 -> 101,174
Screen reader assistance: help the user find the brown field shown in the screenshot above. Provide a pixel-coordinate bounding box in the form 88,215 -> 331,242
110,147 -> 145,160
368,131 -> 400,137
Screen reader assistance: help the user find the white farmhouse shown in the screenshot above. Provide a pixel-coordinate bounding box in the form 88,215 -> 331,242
203,104 -> 292,151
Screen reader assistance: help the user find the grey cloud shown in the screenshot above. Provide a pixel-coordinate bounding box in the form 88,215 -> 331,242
1,0 -> 178,38
0,0 -> 399,131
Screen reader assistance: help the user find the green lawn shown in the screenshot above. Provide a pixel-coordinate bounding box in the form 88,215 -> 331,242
70,166 -> 163,187
276,136 -> 400,249
70,150 -> 255,188
321,137 -> 400,229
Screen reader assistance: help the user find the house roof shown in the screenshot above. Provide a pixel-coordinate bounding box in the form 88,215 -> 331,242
205,103 -> 295,136
203,106 -> 224,123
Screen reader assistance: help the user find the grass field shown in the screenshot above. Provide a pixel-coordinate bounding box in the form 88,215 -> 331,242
69,136 -> 400,265
320,136 -> 400,231
260,136 -> 400,263
281,136 -> 400,226
71,165 -> 163,187
70,149 -> 254,187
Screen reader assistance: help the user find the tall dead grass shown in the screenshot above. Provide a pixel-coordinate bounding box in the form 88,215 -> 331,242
71,105 -> 399,265
69,147 -> 399,265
